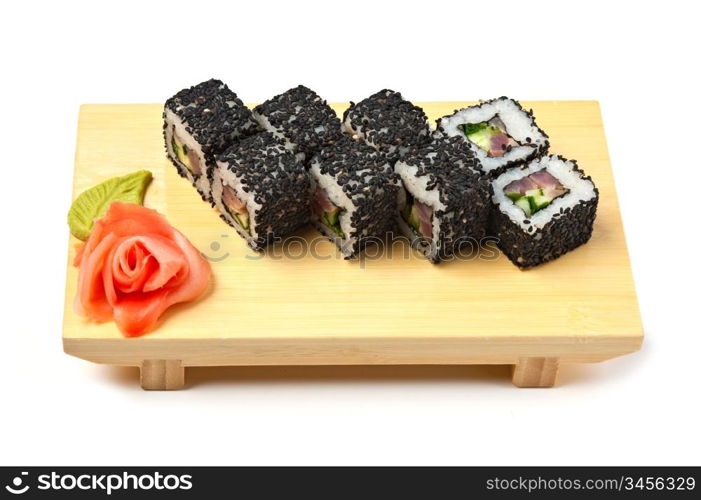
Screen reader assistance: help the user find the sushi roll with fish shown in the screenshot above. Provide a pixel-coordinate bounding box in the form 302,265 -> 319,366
490,155 -> 598,268
253,85 -> 343,159
164,79 -> 261,202
309,137 -> 400,258
436,97 -> 549,177
394,136 -> 491,263
343,89 -> 431,161
211,132 -> 311,251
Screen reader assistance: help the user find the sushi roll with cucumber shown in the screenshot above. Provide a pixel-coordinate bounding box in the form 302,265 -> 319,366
210,132 -> 311,250
436,97 -> 549,177
394,136 -> 491,263
164,79 -> 261,202
343,89 -> 431,161
490,154 -> 598,268
253,85 -> 343,159
309,137 -> 400,258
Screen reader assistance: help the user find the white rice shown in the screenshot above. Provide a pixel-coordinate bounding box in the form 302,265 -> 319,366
492,156 -> 597,232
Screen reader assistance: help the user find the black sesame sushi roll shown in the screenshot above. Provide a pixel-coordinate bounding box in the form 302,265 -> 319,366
210,133 -> 311,251
436,97 -> 549,177
164,79 -> 261,202
309,137 -> 400,259
394,136 -> 491,263
342,89 -> 431,161
253,85 -> 343,159
490,155 -> 598,268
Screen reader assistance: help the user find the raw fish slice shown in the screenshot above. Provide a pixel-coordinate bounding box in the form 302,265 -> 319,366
489,133 -> 519,157
312,187 -> 338,214
504,176 -> 539,195
222,185 -> 246,213
414,200 -> 434,238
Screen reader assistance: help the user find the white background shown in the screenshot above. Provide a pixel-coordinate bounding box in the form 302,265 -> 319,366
1,0 -> 699,466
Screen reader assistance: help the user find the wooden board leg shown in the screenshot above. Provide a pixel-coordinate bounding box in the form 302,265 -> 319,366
512,357 -> 559,387
140,360 -> 185,390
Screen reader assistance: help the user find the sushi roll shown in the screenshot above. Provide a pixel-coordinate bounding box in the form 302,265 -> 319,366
394,136 -> 491,263
164,79 -> 261,202
253,85 -> 343,159
342,89 -> 431,161
436,97 -> 549,177
210,132 -> 311,251
490,155 -> 598,268
309,137 -> 400,258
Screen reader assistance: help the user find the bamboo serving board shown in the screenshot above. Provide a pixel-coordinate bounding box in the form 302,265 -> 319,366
63,102 -> 643,389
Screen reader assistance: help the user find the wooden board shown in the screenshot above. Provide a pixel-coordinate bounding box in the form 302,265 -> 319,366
63,102 -> 643,389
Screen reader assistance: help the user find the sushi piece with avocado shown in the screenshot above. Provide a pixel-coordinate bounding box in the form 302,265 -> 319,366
437,97 -> 549,177
309,137 -> 399,258
394,136 -> 491,263
163,79 -> 261,202
210,133 -> 311,251
490,155 -> 598,268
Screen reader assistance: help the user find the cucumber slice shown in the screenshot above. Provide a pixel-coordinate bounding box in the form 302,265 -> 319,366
466,128 -> 493,152
527,196 -> 538,213
506,192 -> 522,201
171,137 -> 181,158
524,188 -> 543,198
326,208 -> 340,226
514,197 -> 532,216
401,203 -> 412,222
330,226 -> 345,239
234,212 -> 250,230
171,136 -> 191,169
408,204 -> 421,231
532,195 -> 551,211
321,211 -> 345,239
462,122 -> 489,136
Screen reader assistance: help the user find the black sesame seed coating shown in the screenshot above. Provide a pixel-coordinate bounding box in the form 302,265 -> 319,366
489,156 -> 599,268
399,136 -> 491,262
164,79 -> 260,154
163,79 -> 262,202
435,96 -> 550,178
254,85 -> 342,158
215,132 -> 311,251
311,136 -> 400,258
343,89 -> 431,160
